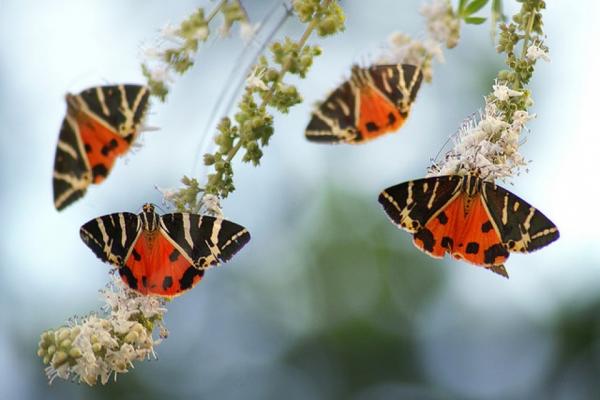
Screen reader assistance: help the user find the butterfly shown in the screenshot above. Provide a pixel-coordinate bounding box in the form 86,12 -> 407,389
378,173 -> 559,277
305,64 -> 423,144
53,84 -> 150,210
80,203 -> 251,297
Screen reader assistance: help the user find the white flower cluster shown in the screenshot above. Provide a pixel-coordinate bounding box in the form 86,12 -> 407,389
39,276 -> 167,385
526,43 -> 550,62
420,0 -> 460,48
141,22 -> 198,87
378,0 -> 459,82
429,84 -> 534,180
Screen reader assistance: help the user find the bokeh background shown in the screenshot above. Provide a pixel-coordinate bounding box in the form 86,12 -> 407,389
1,0 -> 599,399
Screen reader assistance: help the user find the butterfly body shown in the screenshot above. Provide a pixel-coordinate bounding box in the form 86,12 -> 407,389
379,174 -> 559,277
305,64 -> 423,144
53,85 -> 150,210
80,204 -> 250,297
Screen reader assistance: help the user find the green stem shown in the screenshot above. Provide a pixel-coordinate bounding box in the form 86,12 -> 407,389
511,7 -> 536,90
221,17 -> 319,167
519,9 -> 536,60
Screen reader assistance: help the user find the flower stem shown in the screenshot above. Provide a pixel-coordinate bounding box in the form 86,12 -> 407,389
207,0 -> 228,22
519,9 -> 536,60
219,17 -> 319,169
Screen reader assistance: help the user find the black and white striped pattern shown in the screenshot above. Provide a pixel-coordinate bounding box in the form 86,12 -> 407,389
160,212 -> 251,268
80,212 -> 142,266
80,204 -> 251,271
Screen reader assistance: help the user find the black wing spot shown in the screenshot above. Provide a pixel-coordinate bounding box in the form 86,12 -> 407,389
481,221 -> 493,233
132,249 -> 141,261
466,242 -> 480,254
414,228 -> 435,252
142,276 -> 148,288
180,267 -> 204,291
84,143 -> 92,153
387,112 -> 397,125
366,122 -> 379,132
441,236 -> 454,250
411,220 -> 419,229
100,138 -> 118,156
92,164 -> 108,178
484,244 -> 509,264
119,266 -> 138,290
507,240 -> 516,249
437,211 -> 448,225
162,276 -> 173,290
169,249 -> 180,262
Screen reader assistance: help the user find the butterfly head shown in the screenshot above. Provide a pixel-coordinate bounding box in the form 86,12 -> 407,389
463,173 -> 483,196
141,203 -> 159,231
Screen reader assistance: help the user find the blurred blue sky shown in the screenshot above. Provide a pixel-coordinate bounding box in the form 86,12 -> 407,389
1,1 -> 599,399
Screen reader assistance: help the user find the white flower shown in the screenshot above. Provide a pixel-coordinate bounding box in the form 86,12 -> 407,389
420,0 -> 460,48
240,21 -> 260,44
492,82 -> 523,101
246,67 -> 269,91
148,63 -> 173,84
200,193 -> 223,217
160,22 -> 179,40
155,185 -> 178,206
423,38 -> 445,63
526,44 -> 550,62
512,110 -> 535,126
140,44 -> 163,60
193,26 -> 209,41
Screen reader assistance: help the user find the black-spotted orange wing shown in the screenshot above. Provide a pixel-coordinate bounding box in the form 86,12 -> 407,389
53,84 -> 150,210
305,64 -> 423,144
80,204 -> 251,297
379,174 -> 559,277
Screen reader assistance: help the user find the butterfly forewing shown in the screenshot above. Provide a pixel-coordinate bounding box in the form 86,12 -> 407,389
367,64 -> 423,115
481,181 -> 560,253
305,81 -> 359,143
159,213 -> 251,268
379,176 -> 463,233
77,85 -> 150,140
80,212 -> 141,267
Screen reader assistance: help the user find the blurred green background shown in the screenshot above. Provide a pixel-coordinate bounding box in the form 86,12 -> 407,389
1,1 -> 599,399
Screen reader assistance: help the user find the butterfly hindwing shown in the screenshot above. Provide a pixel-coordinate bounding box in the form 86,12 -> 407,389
53,84 -> 150,211
159,213 -> 251,268
414,192 -> 509,267
481,181 -> 560,253
305,64 -> 423,144
80,212 -> 141,267
120,228 -> 205,297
